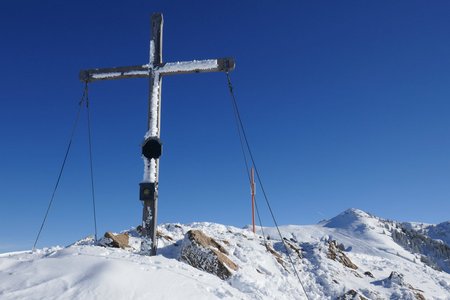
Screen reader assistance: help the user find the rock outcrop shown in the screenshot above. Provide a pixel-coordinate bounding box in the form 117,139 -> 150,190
265,243 -> 287,269
180,230 -> 238,280
327,240 -> 358,270
283,237 -> 303,259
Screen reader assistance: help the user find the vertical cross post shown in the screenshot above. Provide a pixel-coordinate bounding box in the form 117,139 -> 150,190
140,14 -> 163,256
79,13 -> 235,256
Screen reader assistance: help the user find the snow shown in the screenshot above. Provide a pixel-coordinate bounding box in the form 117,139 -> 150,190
147,73 -> 160,138
91,70 -> 149,80
0,246 -> 243,300
142,157 -> 157,183
91,72 -> 122,79
149,40 -> 155,65
1,209 -> 450,299
158,59 -> 219,74
142,156 -> 150,182
123,70 -> 149,76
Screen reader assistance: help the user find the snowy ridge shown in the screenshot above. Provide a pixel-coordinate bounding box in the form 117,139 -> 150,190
1,209 -> 450,299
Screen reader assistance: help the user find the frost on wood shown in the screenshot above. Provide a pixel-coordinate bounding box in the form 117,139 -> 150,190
92,72 -> 122,79
180,230 -> 238,280
148,73 -> 161,137
158,60 -> 218,74
139,206 -> 154,255
143,205 -> 153,228
142,157 -> 157,183
141,69 -> 161,183
149,40 -> 155,65
123,70 -> 148,76
141,237 -> 153,256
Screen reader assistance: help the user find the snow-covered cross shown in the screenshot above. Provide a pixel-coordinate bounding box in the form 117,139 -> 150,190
80,13 -> 235,256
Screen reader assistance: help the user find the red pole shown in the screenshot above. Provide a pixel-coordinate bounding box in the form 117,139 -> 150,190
251,167 -> 256,234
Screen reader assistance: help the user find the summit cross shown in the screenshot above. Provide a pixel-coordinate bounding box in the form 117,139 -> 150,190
80,13 -> 235,255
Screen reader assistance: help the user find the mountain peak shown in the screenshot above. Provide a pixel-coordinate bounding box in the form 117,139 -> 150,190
323,208 -> 376,230
344,208 -> 371,217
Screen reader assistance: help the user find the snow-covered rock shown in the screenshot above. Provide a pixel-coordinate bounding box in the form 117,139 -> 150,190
372,271 -> 426,300
180,229 -> 238,279
327,240 -> 358,270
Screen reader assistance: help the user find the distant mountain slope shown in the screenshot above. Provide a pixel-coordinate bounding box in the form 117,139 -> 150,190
428,222 -> 450,246
1,209 -> 449,299
406,221 -> 450,246
401,220 -> 450,248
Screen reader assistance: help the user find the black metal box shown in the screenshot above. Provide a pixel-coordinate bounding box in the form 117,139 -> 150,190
139,182 -> 155,201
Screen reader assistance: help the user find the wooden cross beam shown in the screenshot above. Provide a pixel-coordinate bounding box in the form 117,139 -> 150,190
79,13 -> 235,256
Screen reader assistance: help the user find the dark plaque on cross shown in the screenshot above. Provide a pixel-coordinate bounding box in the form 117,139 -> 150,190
79,13 -> 235,255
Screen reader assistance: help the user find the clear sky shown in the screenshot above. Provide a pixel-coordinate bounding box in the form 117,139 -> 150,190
1,1 -> 449,252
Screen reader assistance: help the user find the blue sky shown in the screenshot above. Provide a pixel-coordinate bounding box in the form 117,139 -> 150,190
1,1 -> 449,252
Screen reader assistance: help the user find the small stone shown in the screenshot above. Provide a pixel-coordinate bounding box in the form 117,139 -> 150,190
364,271 -> 374,278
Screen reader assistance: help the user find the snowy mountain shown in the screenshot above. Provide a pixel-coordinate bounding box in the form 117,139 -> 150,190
402,220 -> 450,247
1,208 -> 450,299
428,222 -> 450,247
